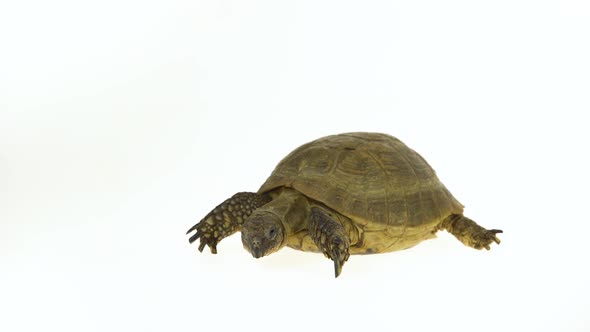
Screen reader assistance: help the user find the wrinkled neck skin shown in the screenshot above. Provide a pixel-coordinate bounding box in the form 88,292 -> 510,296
255,188 -> 310,248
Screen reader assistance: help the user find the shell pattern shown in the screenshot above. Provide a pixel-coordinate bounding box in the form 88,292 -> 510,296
259,132 -> 464,253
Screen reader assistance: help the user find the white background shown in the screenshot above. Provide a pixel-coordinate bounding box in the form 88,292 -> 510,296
1,1 -> 589,331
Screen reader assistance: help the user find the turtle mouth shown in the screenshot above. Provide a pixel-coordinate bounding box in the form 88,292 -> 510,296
242,236 -> 270,259
252,248 -> 263,259
249,241 -> 272,259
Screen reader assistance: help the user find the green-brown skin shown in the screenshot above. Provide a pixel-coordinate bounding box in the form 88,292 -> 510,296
187,133 -> 502,277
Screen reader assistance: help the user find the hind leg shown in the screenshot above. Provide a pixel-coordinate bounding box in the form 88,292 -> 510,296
440,214 -> 502,250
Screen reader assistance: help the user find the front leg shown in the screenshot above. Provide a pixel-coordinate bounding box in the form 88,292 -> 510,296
309,207 -> 351,278
187,192 -> 271,253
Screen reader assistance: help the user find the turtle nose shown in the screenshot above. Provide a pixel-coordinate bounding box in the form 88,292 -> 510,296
251,238 -> 261,247
251,238 -> 262,258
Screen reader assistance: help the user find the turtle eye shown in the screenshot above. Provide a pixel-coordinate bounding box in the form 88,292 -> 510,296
268,227 -> 276,239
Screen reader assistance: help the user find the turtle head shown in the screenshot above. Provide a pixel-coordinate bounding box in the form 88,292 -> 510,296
241,212 -> 285,259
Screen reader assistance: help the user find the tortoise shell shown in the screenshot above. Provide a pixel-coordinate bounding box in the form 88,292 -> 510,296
258,132 -> 464,252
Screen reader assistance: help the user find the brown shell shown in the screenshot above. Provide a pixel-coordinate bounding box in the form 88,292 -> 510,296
259,133 -> 464,232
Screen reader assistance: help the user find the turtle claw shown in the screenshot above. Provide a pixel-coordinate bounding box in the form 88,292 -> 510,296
472,229 -> 503,251
187,215 -> 224,254
330,247 -> 349,278
198,241 -> 206,252
188,230 -> 201,243
328,239 -> 350,278
333,258 -> 342,278
490,229 -> 503,245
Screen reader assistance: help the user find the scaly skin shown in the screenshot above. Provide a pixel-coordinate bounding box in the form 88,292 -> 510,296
187,192 -> 272,253
440,214 -> 502,250
309,207 -> 351,278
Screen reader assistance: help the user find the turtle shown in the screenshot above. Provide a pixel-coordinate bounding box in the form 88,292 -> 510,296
187,132 -> 502,277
